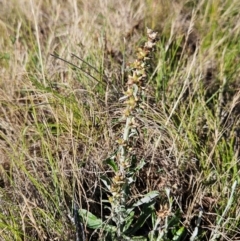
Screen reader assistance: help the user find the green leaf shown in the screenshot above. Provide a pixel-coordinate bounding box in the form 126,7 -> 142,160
131,236 -> 147,241
167,210 -> 182,227
78,209 -> 102,229
128,159 -> 146,177
126,191 -> 159,216
123,211 -> 135,232
105,157 -> 118,172
126,205 -> 154,235
100,175 -> 111,191
133,191 -> 159,207
103,223 -> 117,233
173,226 -> 186,241
78,209 -> 117,233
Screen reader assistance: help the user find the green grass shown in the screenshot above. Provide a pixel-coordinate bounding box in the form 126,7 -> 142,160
0,0 -> 240,240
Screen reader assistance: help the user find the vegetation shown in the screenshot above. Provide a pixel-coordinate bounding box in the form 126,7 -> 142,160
0,0 -> 240,240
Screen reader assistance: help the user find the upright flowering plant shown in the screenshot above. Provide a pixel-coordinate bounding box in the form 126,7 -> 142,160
78,28 -> 160,240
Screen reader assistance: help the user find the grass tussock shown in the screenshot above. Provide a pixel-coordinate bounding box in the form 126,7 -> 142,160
0,0 -> 240,240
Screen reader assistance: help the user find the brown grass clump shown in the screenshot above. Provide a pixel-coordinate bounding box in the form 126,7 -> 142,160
1,0 -> 240,240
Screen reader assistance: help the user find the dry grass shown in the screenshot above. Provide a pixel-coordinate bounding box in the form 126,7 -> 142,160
0,0 -> 240,240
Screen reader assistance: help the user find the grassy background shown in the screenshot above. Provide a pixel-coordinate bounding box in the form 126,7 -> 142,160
0,0 -> 240,240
